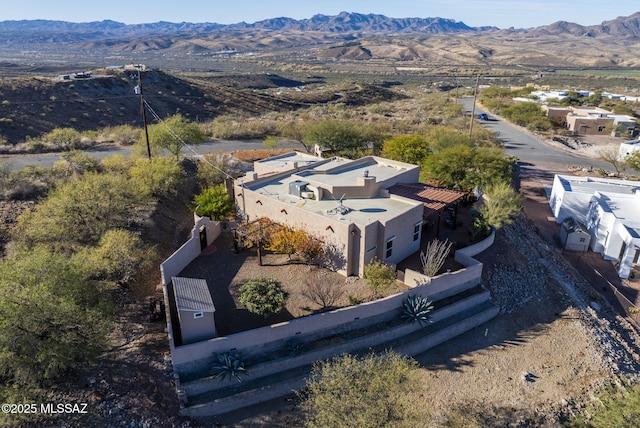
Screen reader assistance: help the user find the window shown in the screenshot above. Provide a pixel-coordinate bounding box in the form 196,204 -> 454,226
579,237 -> 586,243
385,237 -> 395,259
598,125 -> 606,133
193,312 -> 204,319
413,222 -> 422,241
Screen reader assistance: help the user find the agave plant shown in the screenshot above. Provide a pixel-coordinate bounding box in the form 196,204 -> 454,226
401,295 -> 434,327
210,352 -> 248,383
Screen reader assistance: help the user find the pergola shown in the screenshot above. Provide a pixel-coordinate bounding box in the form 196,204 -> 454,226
388,183 -> 467,237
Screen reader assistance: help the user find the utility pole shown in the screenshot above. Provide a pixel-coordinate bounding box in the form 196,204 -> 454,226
135,68 -> 151,160
469,74 -> 480,139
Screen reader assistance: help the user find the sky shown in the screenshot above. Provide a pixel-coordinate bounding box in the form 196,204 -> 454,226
0,0 -> 638,29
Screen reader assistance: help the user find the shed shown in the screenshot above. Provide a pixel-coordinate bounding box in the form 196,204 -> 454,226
560,217 -> 591,252
172,277 -> 217,344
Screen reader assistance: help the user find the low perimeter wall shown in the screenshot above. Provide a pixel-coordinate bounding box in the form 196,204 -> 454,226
402,228 -> 495,299
167,228 -> 496,375
160,215 -> 221,286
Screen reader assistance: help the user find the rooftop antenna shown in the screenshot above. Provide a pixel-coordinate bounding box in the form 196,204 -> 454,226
327,193 -> 351,215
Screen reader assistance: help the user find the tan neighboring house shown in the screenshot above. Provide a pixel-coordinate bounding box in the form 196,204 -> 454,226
543,106 -> 637,136
235,152 -> 425,277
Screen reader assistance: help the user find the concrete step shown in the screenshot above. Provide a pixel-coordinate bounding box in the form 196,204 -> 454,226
180,288 -> 491,397
181,297 -> 499,419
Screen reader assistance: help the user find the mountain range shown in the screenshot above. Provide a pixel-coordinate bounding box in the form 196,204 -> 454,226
1,11 -> 640,67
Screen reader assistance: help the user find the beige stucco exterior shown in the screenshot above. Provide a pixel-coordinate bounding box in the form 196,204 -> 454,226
235,154 -> 424,276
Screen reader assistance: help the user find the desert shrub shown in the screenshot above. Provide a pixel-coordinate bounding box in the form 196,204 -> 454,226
130,156 -> 182,197
192,184 -> 234,220
364,258 -> 397,298
100,154 -> 135,174
14,173 -> 141,248
239,277 -> 289,318
196,152 -> 236,187
76,229 -> 157,286
100,124 -> 141,145
42,127 -> 82,150
303,351 -> 425,428
52,150 -> 100,177
302,270 -> 345,310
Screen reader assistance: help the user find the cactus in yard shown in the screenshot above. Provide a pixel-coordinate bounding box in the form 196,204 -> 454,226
401,295 -> 434,327
210,352 -> 248,383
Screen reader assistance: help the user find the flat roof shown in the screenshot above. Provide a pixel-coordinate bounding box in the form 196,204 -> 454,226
254,151 -> 323,170
246,157 -> 421,225
172,277 -> 215,312
296,157 -> 411,188
557,175 -> 640,196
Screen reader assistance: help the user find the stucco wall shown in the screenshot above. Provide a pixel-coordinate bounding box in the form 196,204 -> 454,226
160,216 -> 221,286
170,229 -> 496,374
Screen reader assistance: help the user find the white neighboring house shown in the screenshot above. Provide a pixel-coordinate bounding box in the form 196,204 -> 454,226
549,175 -> 640,278
619,139 -> 640,159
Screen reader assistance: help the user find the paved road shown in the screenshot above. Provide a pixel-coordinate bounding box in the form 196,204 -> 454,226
0,139 -> 305,171
0,102 -> 619,174
459,97 -> 611,171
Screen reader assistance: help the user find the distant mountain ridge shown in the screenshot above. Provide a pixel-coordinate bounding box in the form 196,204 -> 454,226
1,12 -> 640,68
0,12 -> 482,37
2,11 -> 639,38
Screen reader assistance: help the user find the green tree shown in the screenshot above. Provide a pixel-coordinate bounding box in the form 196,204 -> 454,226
422,145 -> 513,191
262,135 -> 279,151
130,156 -> 182,197
303,351 -> 425,428
53,150 -> 100,177
382,134 -> 430,165
14,173 -> 139,248
239,277 -> 289,318
425,126 -> 473,153
598,146 -> 627,177
477,181 -> 523,230
364,258 -> 397,298
77,229 -> 157,286
43,127 -> 82,150
421,144 -> 475,188
304,120 -> 366,153
0,247 -> 110,389
192,184 -> 234,220
142,114 -> 206,159
500,102 -> 553,131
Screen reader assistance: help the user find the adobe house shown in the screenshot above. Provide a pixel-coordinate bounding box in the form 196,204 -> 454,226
172,277 -> 217,344
549,175 -> 640,278
235,153 -> 424,276
559,106 -> 636,136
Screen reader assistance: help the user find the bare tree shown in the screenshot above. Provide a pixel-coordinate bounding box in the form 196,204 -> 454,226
598,145 -> 627,177
302,270 -> 345,310
420,239 -> 453,277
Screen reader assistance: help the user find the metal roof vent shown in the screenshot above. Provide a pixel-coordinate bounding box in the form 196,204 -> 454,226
363,169 -> 369,177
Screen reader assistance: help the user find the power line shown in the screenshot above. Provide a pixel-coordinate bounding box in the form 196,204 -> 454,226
143,99 -> 236,182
